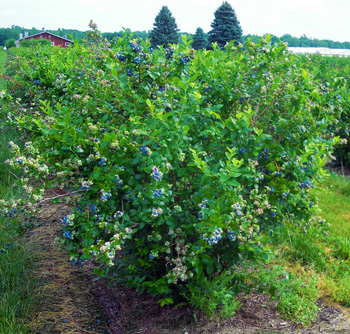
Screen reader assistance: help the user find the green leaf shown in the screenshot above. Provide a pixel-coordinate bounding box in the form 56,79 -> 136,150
200,254 -> 213,266
226,179 -> 240,186
101,140 -> 109,149
254,128 -> 263,136
195,264 -> 203,275
165,297 -> 174,304
51,198 -> 62,203
206,265 -> 214,275
158,297 -> 174,307
146,99 -> 155,112
220,174 -> 229,182
236,112 -> 244,119
183,125 -> 190,135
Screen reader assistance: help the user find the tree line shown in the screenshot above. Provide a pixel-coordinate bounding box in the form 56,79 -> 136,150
245,33 -> 350,50
1,2 -> 349,50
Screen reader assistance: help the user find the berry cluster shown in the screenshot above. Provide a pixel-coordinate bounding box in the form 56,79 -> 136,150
151,166 -> 163,181
140,145 -> 152,156
153,189 -> 163,198
151,208 -> 163,217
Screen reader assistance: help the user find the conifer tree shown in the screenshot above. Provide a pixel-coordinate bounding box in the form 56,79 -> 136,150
208,2 -> 243,48
149,6 -> 179,47
192,27 -> 208,50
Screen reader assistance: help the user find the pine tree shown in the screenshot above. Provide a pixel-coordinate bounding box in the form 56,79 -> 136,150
149,6 -> 179,47
192,27 -> 208,50
208,2 -> 243,48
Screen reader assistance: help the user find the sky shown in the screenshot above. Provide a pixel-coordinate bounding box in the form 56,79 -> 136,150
1,0 -> 349,42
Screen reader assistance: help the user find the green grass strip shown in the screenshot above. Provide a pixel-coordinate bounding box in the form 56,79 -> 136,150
0,52 -> 41,333
268,172 -> 350,309
0,239 -> 39,333
313,172 -> 350,238
0,129 -> 40,333
0,50 -> 6,90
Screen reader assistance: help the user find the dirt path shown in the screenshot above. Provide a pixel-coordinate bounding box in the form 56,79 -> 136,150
28,202 -> 350,334
29,203 -> 113,333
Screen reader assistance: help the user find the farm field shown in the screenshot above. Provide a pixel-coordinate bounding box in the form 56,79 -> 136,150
1,30 -> 350,333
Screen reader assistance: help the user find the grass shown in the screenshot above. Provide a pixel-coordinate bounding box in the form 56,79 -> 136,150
0,50 -> 6,90
0,239 -> 39,333
0,49 -> 41,333
313,171 -> 350,238
263,171 -> 350,323
0,128 -> 41,333
0,129 -> 42,333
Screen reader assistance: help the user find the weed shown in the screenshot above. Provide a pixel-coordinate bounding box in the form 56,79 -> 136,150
181,272 -> 241,319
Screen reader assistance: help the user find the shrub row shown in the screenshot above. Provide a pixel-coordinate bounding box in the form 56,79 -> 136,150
0,27 -> 348,302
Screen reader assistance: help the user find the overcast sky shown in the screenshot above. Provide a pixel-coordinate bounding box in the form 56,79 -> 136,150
1,0 -> 349,42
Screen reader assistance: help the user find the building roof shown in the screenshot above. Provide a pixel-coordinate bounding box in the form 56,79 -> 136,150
20,31 -> 73,43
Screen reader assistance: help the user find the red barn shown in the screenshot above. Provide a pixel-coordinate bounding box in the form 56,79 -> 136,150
19,31 -> 74,48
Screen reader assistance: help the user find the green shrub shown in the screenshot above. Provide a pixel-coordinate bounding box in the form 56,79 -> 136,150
0,25 -> 346,304
20,38 -> 51,48
299,54 -> 350,168
5,39 -> 15,49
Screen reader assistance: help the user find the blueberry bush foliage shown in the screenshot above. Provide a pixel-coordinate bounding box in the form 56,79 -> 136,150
299,54 -> 350,167
1,23 -> 348,305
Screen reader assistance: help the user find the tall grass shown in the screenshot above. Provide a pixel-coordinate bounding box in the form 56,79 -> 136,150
0,240 -> 39,333
313,172 -> 350,238
0,49 -> 40,333
0,130 -> 40,334
269,172 -> 350,309
0,50 -> 6,90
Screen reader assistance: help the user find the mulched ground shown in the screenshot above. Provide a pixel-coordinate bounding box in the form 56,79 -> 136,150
29,204 -> 111,333
27,200 -> 350,334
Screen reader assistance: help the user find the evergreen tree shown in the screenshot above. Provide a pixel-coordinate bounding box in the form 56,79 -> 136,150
149,6 -> 179,47
208,2 -> 243,48
192,27 -> 208,50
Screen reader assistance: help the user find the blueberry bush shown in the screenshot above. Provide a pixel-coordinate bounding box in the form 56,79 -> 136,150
298,54 -> 350,167
1,24 -> 348,306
